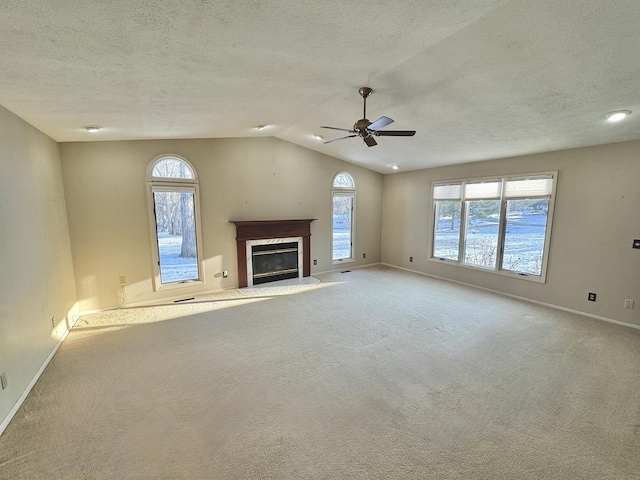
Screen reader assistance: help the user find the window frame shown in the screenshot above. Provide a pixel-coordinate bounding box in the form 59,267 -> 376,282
146,155 -> 205,292
331,171 -> 356,265
429,171 -> 557,283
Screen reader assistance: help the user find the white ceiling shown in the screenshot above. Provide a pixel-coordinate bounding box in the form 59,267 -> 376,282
2,0 -> 640,173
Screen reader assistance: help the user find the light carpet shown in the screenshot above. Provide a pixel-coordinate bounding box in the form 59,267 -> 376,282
1,266 -> 639,479
238,276 -> 322,297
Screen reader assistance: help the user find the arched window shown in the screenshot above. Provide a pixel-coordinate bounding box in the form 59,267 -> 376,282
331,172 -> 356,264
333,172 -> 355,189
147,155 -> 203,290
151,157 -> 195,180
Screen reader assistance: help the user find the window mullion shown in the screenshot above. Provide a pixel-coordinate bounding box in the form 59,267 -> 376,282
431,202 -> 437,258
495,178 -> 507,271
458,186 -> 467,264
459,203 -> 466,264
496,189 -> 508,272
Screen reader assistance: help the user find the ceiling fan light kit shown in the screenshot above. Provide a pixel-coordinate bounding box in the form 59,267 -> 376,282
321,87 -> 416,147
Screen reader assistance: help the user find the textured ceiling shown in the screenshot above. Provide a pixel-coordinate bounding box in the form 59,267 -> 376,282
2,0 -> 640,173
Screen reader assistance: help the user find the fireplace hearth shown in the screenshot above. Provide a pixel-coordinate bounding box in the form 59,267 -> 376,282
230,219 -> 315,288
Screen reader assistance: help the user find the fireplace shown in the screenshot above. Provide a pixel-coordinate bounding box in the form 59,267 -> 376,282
230,219 -> 315,288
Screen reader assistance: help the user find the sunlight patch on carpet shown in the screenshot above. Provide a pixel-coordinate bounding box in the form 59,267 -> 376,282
239,276 -> 322,297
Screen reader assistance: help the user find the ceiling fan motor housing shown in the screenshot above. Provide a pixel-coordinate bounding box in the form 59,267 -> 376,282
354,118 -> 372,135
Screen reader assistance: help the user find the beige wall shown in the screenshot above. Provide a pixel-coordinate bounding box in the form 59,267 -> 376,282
382,140 -> 640,326
0,106 -> 78,426
60,137 -> 383,311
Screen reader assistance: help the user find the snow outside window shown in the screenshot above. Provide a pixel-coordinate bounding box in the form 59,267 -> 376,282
332,172 -> 355,264
431,173 -> 556,282
147,155 -> 204,290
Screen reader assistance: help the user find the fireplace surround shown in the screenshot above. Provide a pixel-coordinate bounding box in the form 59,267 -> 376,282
230,219 -> 315,288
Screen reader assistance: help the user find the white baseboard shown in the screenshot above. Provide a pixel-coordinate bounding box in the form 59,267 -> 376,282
0,313 -> 80,437
381,263 -> 640,332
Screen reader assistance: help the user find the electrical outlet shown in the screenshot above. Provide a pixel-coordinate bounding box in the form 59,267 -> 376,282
222,270 -> 228,278
313,259 -> 317,265
588,293 -> 597,302
624,299 -> 634,309
119,276 -> 126,286
363,253 -> 366,259
1,372 -> 7,390
410,256 -> 413,262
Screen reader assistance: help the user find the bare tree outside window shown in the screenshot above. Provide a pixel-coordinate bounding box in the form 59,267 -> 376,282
179,192 -> 197,258
332,195 -> 353,260
332,172 -> 355,263
463,200 -> 501,268
433,200 -> 461,260
149,157 -> 201,285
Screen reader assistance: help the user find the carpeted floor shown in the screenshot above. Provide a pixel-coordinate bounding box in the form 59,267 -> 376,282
1,266 -> 639,479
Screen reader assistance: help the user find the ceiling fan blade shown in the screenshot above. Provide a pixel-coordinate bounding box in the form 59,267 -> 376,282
367,116 -> 394,131
375,130 -> 416,136
363,136 -> 377,147
320,126 -> 355,133
324,135 -> 357,144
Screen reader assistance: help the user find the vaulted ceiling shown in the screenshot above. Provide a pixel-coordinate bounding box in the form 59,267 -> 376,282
2,1 -> 640,173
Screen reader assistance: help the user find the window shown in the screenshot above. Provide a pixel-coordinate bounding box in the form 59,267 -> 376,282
147,155 -> 204,290
431,172 -> 556,281
332,172 -> 355,264
463,180 -> 502,269
433,184 -> 462,260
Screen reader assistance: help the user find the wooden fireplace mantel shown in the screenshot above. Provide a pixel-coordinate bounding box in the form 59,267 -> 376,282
230,219 -> 315,288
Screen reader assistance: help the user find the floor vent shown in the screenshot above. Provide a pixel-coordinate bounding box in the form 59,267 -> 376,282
174,297 -> 195,303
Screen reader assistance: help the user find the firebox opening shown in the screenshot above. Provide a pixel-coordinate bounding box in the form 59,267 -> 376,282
251,241 -> 299,285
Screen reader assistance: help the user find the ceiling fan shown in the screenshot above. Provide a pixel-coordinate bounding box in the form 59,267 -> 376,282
321,87 -> 416,147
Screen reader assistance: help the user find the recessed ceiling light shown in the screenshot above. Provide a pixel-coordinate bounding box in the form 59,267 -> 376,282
313,134 -> 324,141
83,125 -> 102,132
255,125 -> 267,130
605,110 -> 631,123
391,165 -> 400,170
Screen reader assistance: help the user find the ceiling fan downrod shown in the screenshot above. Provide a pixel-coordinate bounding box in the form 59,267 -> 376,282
359,87 -> 373,121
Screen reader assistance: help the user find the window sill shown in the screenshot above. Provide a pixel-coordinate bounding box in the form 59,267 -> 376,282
428,257 -> 546,284
154,278 -> 204,292
331,258 -> 355,266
